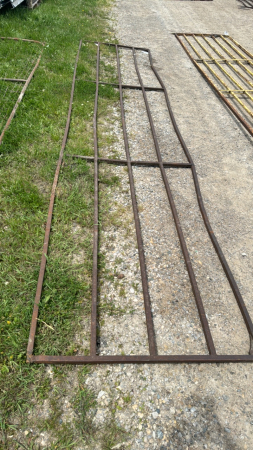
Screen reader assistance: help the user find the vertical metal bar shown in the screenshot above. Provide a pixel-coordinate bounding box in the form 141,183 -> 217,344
132,48 -> 216,355
115,45 -> 157,356
27,40 -> 82,361
150,41 -> 253,341
90,44 -> 100,356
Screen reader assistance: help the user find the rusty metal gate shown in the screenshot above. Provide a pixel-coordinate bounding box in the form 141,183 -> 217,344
175,33 -> 253,137
27,41 -> 253,364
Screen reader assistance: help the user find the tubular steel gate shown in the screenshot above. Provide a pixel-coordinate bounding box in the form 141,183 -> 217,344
175,34 -> 253,137
27,41 -> 253,365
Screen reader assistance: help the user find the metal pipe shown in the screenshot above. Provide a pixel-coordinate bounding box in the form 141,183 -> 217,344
0,78 -> 26,82
175,34 -> 253,136
222,36 -> 253,65
26,40 -> 82,361
183,35 -> 253,119
84,40 -> 149,52
27,41 -> 253,364
90,44 -> 100,356
0,36 -> 45,45
210,37 -> 253,81
81,80 -> 163,92
193,36 -> 253,105
30,354 -> 253,364
156,37 -> 253,340
115,44 -> 157,356
66,154 -> 192,168
133,48 -> 216,356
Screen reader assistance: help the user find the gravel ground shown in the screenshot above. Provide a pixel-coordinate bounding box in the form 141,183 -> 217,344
80,1 -> 253,449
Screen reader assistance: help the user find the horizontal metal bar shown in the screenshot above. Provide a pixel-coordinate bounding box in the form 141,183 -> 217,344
193,35 -> 253,107
220,89 -> 253,93
174,33 -> 228,37
196,59 -> 252,64
83,41 -> 149,52
0,36 -> 45,46
82,80 -> 164,92
66,154 -> 192,168
29,354 -> 253,364
0,77 -> 27,82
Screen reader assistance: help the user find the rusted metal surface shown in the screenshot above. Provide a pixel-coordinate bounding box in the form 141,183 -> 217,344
148,43 -> 253,340
26,40 -> 83,360
116,44 -> 157,356
0,37 -> 44,145
0,78 -> 27,82
83,80 -> 164,91
133,47 -> 216,355
66,154 -> 192,168
175,33 -> 253,137
0,36 -> 44,44
90,44 -> 100,356
31,355 -> 253,364
27,42 -> 253,365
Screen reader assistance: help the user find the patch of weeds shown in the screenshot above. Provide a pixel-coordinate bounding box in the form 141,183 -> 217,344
37,397 -> 78,449
119,286 -> 126,297
99,296 -> 126,316
100,420 -> 128,450
114,279 -> 120,289
104,271 -> 115,282
35,257 -> 90,355
73,367 -> 96,440
122,394 -> 132,404
100,174 -> 120,187
139,402 -> 146,413
115,257 -> 123,266
42,397 -> 63,432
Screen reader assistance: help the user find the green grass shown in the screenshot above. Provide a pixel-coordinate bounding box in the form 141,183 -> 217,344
0,0 -> 129,448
